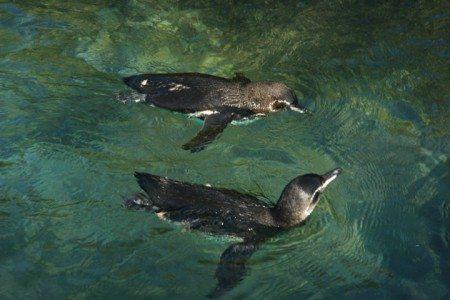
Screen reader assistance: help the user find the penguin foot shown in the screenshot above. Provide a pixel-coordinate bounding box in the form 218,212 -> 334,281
123,193 -> 153,210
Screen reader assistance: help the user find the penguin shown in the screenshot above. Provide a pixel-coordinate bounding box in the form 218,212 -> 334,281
121,73 -> 308,152
124,167 -> 342,296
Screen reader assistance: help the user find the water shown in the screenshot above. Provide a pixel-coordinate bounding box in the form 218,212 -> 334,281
0,1 -> 448,298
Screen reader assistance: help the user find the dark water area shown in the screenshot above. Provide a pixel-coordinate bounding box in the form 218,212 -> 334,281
0,1 -> 449,298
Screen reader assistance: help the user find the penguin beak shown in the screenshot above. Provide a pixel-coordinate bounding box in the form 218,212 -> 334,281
319,168 -> 342,190
289,102 -> 309,114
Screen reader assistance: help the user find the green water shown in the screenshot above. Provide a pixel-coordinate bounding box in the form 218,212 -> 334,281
0,1 -> 449,298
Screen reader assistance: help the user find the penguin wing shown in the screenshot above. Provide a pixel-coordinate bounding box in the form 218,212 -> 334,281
134,172 -> 269,231
123,73 -> 230,111
182,112 -> 236,152
209,238 -> 263,298
135,172 -> 263,209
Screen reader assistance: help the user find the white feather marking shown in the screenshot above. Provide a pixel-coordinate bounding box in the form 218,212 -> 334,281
188,110 -> 218,118
321,174 -> 338,189
168,83 -> 190,91
270,100 -> 307,113
289,105 -> 307,113
140,79 -> 148,86
134,97 -> 145,103
156,212 -> 166,220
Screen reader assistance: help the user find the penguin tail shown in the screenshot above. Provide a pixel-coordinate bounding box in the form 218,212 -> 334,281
123,75 -> 141,91
134,172 -> 163,195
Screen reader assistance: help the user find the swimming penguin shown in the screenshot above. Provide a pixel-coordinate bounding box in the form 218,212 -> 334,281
124,167 -> 342,296
121,73 -> 307,152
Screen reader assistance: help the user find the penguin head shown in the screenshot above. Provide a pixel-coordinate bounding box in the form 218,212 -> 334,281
256,82 -> 308,113
273,168 -> 342,227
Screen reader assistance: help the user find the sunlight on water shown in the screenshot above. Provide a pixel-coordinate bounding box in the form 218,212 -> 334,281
0,1 -> 448,298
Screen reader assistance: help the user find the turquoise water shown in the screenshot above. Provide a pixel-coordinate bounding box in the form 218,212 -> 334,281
0,1 -> 449,298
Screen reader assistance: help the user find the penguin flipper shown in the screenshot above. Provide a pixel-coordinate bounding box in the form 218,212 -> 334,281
208,239 -> 263,298
182,112 -> 235,152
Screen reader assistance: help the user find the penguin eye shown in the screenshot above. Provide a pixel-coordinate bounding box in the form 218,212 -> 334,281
272,101 -> 287,110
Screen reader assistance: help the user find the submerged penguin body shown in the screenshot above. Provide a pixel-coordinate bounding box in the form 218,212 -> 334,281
124,168 -> 342,296
122,73 -> 307,152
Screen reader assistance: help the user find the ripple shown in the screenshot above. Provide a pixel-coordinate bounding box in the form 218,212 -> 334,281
0,0 -> 449,298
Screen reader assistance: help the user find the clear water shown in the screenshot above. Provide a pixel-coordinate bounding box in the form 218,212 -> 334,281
0,1 -> 449,298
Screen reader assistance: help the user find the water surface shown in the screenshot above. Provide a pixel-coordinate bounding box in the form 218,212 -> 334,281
0,1 -> 449,298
